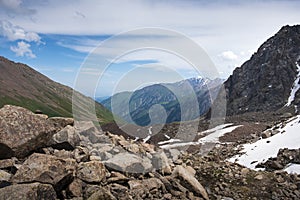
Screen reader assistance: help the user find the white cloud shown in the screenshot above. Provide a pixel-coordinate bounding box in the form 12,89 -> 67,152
1,0 -> 298,37
0,19 -> 41,58
10,41 -> 36,58
58,33 -> 215,77
219,51 -> 238,61
0,0 -> 36,15
1,0 -> 300,80
0,20 -> 40,42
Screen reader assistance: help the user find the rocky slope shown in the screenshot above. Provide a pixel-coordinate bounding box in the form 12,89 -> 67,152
0,56 -> 113,123
224,25 -> 300,116
101,78 -> 223,126
0,105 -> 300,200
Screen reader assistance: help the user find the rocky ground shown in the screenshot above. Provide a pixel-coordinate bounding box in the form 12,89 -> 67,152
0,105 -> 300,200
256,148 -> 300,172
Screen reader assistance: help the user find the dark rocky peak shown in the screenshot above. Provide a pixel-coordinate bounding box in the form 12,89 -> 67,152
225,25 -> 300,116
255,25 -> 300,62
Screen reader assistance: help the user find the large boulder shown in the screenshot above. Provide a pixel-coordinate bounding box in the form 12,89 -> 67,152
77,161 -> 107,183
75,121 -> 111,145
172,165 -> 209,200
51,125 -> 80,150
0,183 -> 56,200
0,105 -> 72,158
11,153 -> 76,192
104,152 -> 152,173
152,151 -> 172,175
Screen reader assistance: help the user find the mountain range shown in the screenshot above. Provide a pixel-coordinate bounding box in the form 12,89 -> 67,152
101,78 -> 223,126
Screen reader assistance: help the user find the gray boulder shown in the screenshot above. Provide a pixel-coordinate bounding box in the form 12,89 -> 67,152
152,151 -> 172,175
172,165 -> 209,200
77,161 -> 107,183
104,152 -> 152,173
51,125 -> 80,150
75,121 -> 111,145
0,105 -> 71,158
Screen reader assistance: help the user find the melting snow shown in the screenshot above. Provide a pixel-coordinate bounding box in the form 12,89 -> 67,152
228,115 -> 300,172
143,135 -> 151,143
142,126 -> 153,143
286,62 -> 300,106
158,139 -> 181,145
201,123 -> 234,134
159,124 -> 241,149
164,134 -> 170,139
285,164 -> 300,174
148,126 -> 153,135
198,125 -> 242,144
160,142 -> 197,149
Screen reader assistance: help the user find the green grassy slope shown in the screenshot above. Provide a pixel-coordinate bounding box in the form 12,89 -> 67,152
0,56 -> 113,124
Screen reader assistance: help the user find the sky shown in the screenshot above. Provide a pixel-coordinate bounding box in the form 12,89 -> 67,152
0,0 -> 300,97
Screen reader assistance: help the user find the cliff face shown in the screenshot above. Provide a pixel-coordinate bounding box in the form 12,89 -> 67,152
225,25 -> 300,116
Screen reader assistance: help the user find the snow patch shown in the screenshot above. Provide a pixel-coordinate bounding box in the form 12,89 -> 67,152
164,134 -> 170,139
148,126 -> 153,135
285,164 -> 300,174
143,135 -> 151,143
228,115 -> 300,171
160,124 -> 242,149
200,123 -> 234,134
142,126 -> 153,143
286,62 -> 300,106
198,125 -> 242,144
158,138 -> 181,145
160,142 -> 196,149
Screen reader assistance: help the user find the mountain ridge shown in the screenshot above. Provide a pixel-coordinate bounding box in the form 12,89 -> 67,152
0,56 -> 113,123
101,77 -> 223,126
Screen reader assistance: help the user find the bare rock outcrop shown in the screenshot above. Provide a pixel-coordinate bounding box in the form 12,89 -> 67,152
0,105 -> 72,159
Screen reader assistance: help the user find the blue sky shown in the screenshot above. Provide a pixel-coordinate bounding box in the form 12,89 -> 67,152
1,0 -> 300,97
